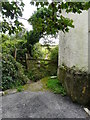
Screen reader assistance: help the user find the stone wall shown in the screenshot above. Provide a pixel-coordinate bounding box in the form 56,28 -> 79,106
58,65 -> 90,105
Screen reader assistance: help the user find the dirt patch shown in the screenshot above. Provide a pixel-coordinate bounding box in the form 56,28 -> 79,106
3,77 -> 49,96
23,77 -> 49,92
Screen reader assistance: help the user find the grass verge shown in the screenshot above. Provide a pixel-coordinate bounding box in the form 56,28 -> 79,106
47,77 -> 66,96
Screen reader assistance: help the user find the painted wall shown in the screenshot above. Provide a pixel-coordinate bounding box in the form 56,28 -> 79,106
88,9 -> 90,73
59,10 -> 89,72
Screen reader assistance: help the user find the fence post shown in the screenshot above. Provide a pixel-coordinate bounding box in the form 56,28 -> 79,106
26,53 -> 30,70
14,48 -> 17,60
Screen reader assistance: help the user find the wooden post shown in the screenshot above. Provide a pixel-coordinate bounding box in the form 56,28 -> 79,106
14,48 -> 17,60
26,53 -> 29,70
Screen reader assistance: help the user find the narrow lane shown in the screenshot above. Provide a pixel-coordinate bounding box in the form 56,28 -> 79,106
1,91 -> 89,118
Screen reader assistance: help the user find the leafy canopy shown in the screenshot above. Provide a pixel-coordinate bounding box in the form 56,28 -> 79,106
1,1 -> 25,34
1,1 -> 90,49
29,7 -> 74,36
29,1 -> 90,37
1,1 -> 90,35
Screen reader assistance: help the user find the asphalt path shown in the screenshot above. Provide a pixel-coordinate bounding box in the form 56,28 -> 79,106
1,91 -> 89,118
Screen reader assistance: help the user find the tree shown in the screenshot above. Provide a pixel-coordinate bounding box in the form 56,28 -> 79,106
29,1 -> 90,37
1,1 -> 90,53
27,1 -> 90,56
1,0 -> 25,34
1,1 -> 90,35
29,7 -> 74,36
25,30 -> 42,56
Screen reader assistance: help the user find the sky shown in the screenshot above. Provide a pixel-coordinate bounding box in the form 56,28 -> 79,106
18,0 -> 37,31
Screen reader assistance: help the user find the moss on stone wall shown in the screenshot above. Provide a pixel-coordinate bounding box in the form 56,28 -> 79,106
57,65 -> 90,105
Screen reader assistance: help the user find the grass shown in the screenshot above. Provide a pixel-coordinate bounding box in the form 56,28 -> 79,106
15,77 -> 66,97
41,77 -> 50,90
22,77 -> 66,96
17,86 -> 23,92
47,77 -> 66,96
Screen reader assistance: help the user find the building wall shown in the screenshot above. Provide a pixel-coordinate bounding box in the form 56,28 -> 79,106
59,10 -> 88,72
88,9 -> 90,73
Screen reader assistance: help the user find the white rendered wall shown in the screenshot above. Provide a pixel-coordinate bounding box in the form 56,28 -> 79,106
59,10 -> 88,72
88,9 -> 90,73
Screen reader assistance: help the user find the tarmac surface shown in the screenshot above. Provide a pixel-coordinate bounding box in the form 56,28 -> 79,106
1,91 -> 90,118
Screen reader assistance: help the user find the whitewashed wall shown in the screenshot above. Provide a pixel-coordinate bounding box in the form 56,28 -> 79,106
88,9 -> 90,73
58,10 -> 89,72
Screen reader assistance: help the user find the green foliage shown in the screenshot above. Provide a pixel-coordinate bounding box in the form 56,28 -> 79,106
49,46 -> 58,64
29,1 -> 90,38
17,86 -> 23,92
15,28 -> 26,40
1,34 -> 27,65
31,2 -> 90,13
47,77 -> 66,96
1,39 -> 16,55
26,67 -> 45,82
2,53 -> 28,91
1,1 -> 90,36
25,30 -> 42,56
27,71 -> 44,82
32,43 -> 44,59
26,59 -> 58,82
1,35 -> 26,53
14,40 -> 27,65
27,2 -> 90,51
1,34 -> 10,43
29,7 -> 74,37
26,43 -> 58,81
43,46 -> 59,76
46,62 -> 58,76
1,1 -> 24,34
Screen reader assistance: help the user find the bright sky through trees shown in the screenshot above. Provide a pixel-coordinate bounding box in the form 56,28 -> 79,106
18,0 -> 36,31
